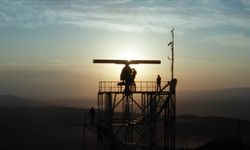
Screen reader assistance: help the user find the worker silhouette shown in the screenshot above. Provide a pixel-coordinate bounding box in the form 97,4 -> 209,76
130,68 -> 137,92
89,106 -> 95,123
157,74 -> 161,92
120,63 -> 132,85
131,68 -> 137,83
118,63 -> 133,94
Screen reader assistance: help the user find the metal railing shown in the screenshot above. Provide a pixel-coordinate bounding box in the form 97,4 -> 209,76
98,81 -> 168,93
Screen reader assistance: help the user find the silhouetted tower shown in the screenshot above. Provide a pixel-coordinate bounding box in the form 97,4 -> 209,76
83,29 -> 177,150
167,28 -> 176,150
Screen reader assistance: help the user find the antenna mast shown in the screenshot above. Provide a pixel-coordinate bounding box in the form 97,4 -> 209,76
170,28 -> 174,80
168,28 -> 174,80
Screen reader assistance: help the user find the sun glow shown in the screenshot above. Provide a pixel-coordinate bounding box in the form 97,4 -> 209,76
116,47 -> 141,60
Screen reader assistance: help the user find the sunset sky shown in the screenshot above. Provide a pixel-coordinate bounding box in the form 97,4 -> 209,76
0,0 -> 250,98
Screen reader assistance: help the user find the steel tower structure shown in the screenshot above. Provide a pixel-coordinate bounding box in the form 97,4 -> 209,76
83,29 -> 176,150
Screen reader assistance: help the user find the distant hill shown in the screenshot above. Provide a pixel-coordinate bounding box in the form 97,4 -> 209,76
177,87 -> 250,120
0,95 -> 48,107
194,139 -> 247,150
0,107 -> 86,150
176,115 -> 250,149
1,87 -> 250,119
0,94 -> 96,109
45,98 -> 96,109
178,87 -> 250,101
0,107 -> 249,149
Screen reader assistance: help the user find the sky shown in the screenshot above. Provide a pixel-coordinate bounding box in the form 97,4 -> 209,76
0,0 -> 250,99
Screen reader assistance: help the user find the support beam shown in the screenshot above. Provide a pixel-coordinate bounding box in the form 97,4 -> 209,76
93,59 -> 161,64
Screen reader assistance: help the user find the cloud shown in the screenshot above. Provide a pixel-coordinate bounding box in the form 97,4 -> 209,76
202,32 -> 250,48
0,0 -> 249,33
0,57 -> 84,71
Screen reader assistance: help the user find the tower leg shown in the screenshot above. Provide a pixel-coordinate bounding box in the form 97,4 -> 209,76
104,93 -> 112,150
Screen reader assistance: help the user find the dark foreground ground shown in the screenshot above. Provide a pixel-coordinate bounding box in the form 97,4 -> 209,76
0,107 -> 249,150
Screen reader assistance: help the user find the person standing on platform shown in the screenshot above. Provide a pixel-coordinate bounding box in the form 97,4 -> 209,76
157,74 -> 161,92
89,106 -> 95,123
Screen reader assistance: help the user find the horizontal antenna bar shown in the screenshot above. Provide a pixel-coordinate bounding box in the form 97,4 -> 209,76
93,59 -> 161,64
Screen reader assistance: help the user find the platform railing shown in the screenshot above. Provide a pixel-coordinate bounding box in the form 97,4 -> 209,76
98,81 -> 168,93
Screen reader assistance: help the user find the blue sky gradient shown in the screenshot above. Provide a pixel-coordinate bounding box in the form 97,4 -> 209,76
0,0 -> 250,98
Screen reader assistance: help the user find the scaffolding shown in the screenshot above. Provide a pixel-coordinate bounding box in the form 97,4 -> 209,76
83,29 -> 176,150
83,79 -> 176,150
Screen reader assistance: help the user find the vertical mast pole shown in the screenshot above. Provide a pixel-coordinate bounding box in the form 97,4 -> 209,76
171,28 -> 174,80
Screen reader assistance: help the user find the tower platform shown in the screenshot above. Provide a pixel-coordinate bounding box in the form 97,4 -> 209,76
98,81 -> 168,94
